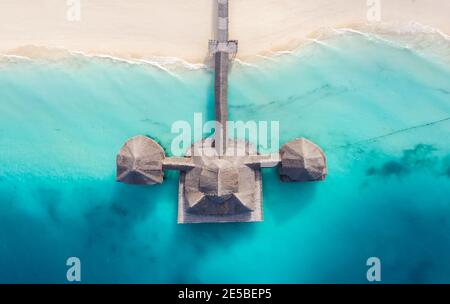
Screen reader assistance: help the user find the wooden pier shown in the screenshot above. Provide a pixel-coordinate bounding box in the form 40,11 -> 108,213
116,0 -> 327,225
209,0 -> 237,155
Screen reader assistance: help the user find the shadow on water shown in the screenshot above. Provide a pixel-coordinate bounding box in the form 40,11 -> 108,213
177,221 -> 256,252
169,215 -> 258,283
164,171 -> 318,282
262,169 -> 318,223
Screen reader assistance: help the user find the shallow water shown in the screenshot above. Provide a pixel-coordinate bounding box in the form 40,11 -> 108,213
0,32 -> 449,283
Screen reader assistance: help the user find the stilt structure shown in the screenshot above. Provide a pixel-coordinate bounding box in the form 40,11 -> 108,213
116,0 -> 327,224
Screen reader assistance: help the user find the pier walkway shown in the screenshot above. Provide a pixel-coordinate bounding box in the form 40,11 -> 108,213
209,0 -> 237,155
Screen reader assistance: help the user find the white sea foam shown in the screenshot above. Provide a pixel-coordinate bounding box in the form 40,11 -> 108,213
1,23 -> 449,70
0,54 -> 32,62
0,45 -> 206,77
309,22 -> 450,66
70,50 -> 206,76
234,58 -> 259,68
306,38 -> 337,49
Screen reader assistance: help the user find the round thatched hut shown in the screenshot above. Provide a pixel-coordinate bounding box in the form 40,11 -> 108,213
116,135 -> 165,185
279,138 -> 327,182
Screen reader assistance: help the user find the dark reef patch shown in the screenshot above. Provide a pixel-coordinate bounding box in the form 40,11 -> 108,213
401,144 -> 438,168
367,144 -> 442,177
382,161 -> 407,176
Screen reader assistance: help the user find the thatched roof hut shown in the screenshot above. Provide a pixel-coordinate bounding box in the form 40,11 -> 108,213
116,135 -> 165,185
184,158 -> 255,216
279,138 -> 327,182
178,138 -> 262,222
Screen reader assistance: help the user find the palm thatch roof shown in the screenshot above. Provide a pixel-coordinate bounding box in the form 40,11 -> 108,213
116,135 -> 165,185
179,138 -> 262,221
279,138 -> 327,182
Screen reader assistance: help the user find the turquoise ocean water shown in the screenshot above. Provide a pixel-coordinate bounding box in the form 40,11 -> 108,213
0,31 -> 449,283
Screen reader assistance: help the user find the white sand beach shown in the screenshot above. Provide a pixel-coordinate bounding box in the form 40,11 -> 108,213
0,0 -> 449,63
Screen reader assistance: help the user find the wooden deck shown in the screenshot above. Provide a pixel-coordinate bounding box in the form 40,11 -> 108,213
211,0 -> 237,155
